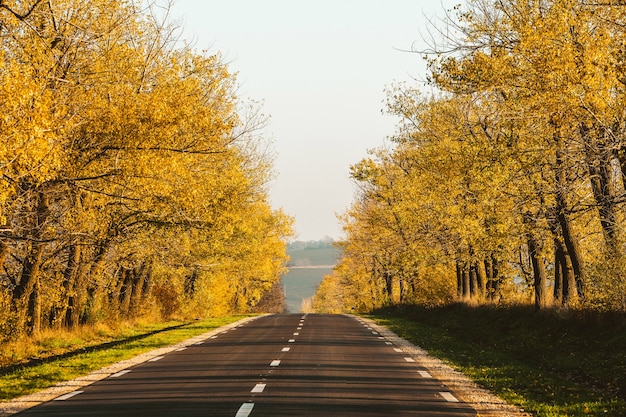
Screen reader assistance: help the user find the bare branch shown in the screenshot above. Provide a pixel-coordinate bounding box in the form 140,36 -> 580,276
0,0 -> 45,20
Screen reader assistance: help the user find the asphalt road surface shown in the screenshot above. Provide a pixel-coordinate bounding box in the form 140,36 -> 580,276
17,314 -> 476,416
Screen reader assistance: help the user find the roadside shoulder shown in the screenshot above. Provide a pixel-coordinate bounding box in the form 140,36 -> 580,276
359,316 -> 531,417
0,316 -> 263,416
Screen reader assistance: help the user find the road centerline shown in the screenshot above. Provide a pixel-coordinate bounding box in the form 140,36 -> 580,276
251,383 -> 266,393
235,402 -> 254,417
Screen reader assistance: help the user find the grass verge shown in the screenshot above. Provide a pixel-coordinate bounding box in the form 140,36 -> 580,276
0,315 -> 249,401
370,304 -> 626,417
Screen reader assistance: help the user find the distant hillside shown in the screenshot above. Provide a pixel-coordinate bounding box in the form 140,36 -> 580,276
287,237 -> 335,251
287,238 -> 340,267
287,246 -> 340,268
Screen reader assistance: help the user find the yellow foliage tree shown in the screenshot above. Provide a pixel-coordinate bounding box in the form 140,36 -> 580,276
323,0 -> 626,312
0,0 -> 293,338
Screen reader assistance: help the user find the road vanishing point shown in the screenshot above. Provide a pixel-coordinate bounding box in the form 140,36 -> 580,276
13,314 -> 476,416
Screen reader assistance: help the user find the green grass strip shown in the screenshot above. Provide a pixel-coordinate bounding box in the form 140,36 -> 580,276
370,305 -> 626,417
0,316 -> 249,401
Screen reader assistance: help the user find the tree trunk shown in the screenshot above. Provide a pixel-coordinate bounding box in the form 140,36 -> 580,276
475,260 -> 485,298
528,234 -> 547,309
554,236 -> 576,305
456,261 -> 463,298
398,278 -> 406,304
555,136 -> 585,301
582,124 -> 619,251
0,241 -> 9,273
469,263 -> 477,299
129,262 -> 150,316
555,208 -> 584,300
12,189 -> 48,335
383,270 -> 393,300
553,238 -> 563,303
51,243 -> 80,329
462,263 -> 471,300
119,268 -> 134,314
185,267 -> 199,297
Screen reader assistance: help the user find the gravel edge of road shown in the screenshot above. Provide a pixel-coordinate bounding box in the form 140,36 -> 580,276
359,316 -> 532,417
0,316 -> 262,417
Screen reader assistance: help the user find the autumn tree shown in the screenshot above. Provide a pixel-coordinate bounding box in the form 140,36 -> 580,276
321,0 -> 626,313
0,0 -> 293,339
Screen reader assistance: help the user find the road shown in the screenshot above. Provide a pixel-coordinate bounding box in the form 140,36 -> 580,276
17,314 -> 476,416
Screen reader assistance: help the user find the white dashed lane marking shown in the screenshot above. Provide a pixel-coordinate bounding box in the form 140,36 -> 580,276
404,357 -> 415,363
288,339 -> 295,343
418,370 -> 433,378
282,347 -> 290,352
270,360 -> 281,367
394,348 -> 403,353
251,383 -> 266,393
235,402 -> 254,417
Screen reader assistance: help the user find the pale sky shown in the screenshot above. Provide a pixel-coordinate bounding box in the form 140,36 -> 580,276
170,0 -> 453,241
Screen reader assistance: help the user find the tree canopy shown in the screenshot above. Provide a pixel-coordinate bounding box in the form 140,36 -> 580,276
315,0 -> 626,313
0,0 -> 293,339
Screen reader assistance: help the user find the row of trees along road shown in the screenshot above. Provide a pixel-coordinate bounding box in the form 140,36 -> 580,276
315,0 -> 626,313
0,0 -> 293,339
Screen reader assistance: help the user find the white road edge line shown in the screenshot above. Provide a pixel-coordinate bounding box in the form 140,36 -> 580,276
148,356 -> 164,362
54,391 -> 83,401
440,392 -> 460,402
403,357 -> 415,363
418,370 -> 433,378
235,402 -> 255,417
394,348 -> 403,352
110,370 -> 131,378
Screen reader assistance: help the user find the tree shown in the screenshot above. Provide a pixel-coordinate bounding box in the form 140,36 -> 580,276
326,0 -> 626,312
0,0 -> 294,338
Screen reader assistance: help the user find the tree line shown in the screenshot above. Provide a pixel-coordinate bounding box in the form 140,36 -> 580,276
0,0 -> 293,339
314,0 -> 626,313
